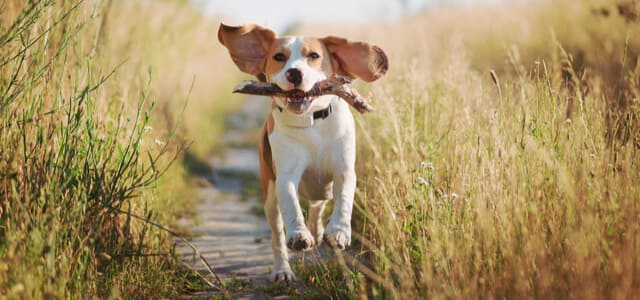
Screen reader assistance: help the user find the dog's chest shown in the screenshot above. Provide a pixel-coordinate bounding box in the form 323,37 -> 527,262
296,135 -> 340,200
271,99 -> 355,199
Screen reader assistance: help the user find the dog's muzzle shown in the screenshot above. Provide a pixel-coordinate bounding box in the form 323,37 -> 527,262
285,94 -> 315,114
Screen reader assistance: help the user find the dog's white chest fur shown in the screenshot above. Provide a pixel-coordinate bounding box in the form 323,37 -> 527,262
270,96 -> 355,200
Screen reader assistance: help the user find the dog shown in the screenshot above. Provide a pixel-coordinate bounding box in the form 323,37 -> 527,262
218,23 -> 388,282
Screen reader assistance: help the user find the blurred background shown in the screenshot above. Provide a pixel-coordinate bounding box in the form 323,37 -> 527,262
194,0 -> 481,32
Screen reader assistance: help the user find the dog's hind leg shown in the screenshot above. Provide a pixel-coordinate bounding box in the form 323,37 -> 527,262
265,180 -> 296,282
324,169 -> 355,250
307,200 -> 328,245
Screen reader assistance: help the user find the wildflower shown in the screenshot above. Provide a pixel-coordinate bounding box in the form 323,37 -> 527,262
451,192 -> 459,199
144,125 -> 153,132
154,138 -> 165,146
417,176 -> 429,185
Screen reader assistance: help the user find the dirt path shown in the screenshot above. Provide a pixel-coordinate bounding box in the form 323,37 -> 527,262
177,97 -> 297,299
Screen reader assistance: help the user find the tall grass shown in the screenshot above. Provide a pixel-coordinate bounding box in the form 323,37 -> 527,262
0,1 -> 232,298
299,0 -> 639,298
352,1 -> 640,298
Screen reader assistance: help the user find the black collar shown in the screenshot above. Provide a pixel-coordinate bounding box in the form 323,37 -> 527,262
276,104 -> 332,120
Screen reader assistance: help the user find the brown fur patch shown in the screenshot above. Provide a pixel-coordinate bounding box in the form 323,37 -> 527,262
264,39 -> 291,79
301,38 -> 335,75
258,108 -> 276,202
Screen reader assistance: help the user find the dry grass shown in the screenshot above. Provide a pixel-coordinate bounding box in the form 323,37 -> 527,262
299,0 -> 639,298
354,1 -> 640,298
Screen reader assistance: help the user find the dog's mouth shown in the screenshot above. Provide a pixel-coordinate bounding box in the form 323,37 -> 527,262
284,93 -> 315,114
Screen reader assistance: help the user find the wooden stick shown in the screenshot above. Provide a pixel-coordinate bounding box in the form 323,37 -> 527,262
232,75 -> 375,114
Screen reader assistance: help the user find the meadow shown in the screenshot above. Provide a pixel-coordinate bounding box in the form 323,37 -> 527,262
1,0 -> 639,299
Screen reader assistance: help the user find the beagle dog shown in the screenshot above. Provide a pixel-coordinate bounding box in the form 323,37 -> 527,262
218,23 -> 388,282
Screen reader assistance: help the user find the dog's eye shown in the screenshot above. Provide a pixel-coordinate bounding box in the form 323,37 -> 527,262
308,52 -> 320,60
273,53 -> 287,62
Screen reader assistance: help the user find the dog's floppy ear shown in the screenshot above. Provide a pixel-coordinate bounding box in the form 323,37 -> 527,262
218,23 -> 277,77
321,36 -> 389,82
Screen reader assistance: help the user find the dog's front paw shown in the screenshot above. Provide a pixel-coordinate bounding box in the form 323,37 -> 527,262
271,268 -> 296,283
323,221 -> 351,250
286,227 -> 315,251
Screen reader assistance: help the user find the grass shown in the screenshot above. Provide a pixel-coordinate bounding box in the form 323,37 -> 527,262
0,0 -> 235,298
294,0 -> 640,298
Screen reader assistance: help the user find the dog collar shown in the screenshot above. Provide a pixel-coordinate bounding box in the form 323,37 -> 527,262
274,104 -> 332,128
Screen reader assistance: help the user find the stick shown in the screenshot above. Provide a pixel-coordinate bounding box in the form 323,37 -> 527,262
232,75 -> 375,114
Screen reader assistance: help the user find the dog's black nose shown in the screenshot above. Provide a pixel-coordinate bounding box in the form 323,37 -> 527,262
285,68 -> 303,86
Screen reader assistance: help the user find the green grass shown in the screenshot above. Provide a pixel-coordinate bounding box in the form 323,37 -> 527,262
0,1 -> 181,297
0,1 -> 235,298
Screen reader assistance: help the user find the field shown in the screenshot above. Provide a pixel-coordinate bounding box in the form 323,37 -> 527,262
2,0 -> 639,299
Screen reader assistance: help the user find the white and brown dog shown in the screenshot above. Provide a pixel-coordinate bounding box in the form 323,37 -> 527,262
218,23 -> 388,282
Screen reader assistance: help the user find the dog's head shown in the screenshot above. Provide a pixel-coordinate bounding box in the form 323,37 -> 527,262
218,23 -> 388,114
